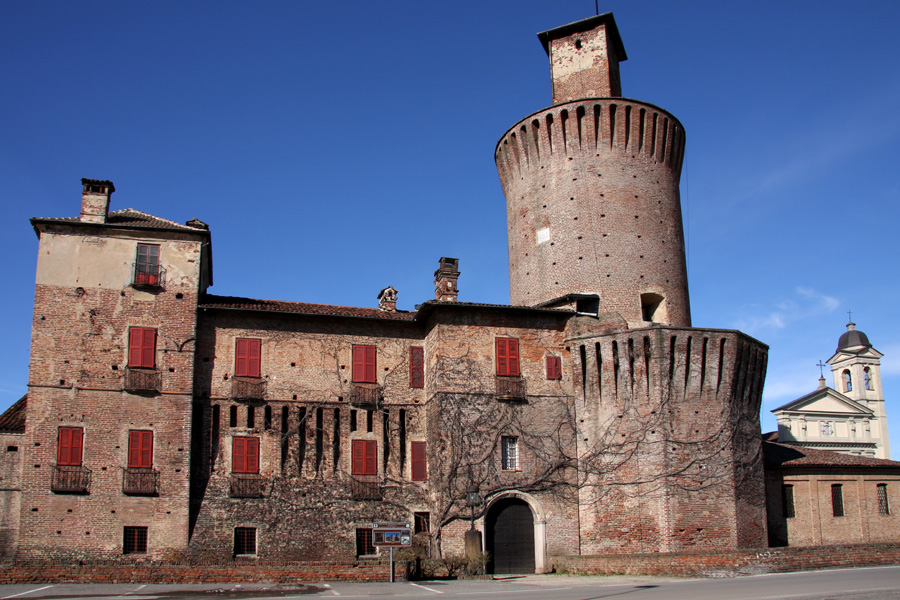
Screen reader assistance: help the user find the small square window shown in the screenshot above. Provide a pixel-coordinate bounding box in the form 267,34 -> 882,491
501,436 -> 519,471
123,526 -> 148,554
234,527 -> 257,555
356,528 -> 375,556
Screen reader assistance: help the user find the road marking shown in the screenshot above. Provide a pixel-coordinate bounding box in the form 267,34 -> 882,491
322,583 -> 340,596
408,582 -> 443,594
458,587 -> 572,595
2,586 -> 54,599
122,584 -> 147,596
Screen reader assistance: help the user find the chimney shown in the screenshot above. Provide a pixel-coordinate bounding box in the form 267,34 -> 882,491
434,257 -> 460,302
80,178 -> 115,223
377,286 -> 398,312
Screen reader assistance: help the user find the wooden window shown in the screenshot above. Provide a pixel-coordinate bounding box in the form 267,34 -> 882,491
352,345 -> 377,383
414,512 -> 430,534
351,440 -> 377,476
232,437 -> 260,474
57,427 -> 84,466
878,484 -> 890,515
127,430 -> 153,469
235,339 -> 261,378
234,527 -> 256,555
411,441 -> 427,481
782,484 -> 795,519
410,346 -> 425,388
496,338 -> 520,377
128,327 -> 157,369
831,484 -> 844,517
355,528 -> 375,556
501,436 -> 518,471
546,356 -> 562,380
123,526 -> 148,554
135,244 -> 160,286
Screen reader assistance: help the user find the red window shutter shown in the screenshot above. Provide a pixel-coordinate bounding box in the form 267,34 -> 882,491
128,328 -> 156,368
546,356 -> 561,380
364,440 -> 377,475
352,440 -> 377,475
58,427 -> 83,466
128,430 -> 153,469
411,441 -> 427,481
235,339 -> 261,377
497,338 -> 520,376
410,347 -> 424,388
246,437 -> 259,473
233,437 -> 259,474
352,345 -> 377,383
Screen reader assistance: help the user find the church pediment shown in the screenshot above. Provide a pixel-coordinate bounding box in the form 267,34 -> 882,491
772,387 -> 873,417
828,346 -> 883,364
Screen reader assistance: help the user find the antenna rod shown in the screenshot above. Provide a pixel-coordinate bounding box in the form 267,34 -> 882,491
595,0 -> 599,15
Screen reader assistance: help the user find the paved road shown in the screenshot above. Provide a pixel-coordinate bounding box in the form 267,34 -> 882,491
0,566 -> 898,600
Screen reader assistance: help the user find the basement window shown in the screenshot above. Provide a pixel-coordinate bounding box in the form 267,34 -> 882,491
123,526 -> 148,554
234,527 -> 257,556
356,528 -> 376,557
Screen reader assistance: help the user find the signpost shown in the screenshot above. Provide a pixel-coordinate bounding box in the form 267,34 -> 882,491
372,522 -> 412,582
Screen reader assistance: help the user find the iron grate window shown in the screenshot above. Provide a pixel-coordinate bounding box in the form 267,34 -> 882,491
831,484 -> 844,517
877,484 -> 891,516
782,484 -> 795,519
123,526 -> 148,555
234,527 -> 257,555
356,528 -> 375,556
501,436 -> 519,471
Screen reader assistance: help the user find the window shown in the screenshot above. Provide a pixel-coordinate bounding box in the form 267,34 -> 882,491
352,345 -> 377,383
356,528 -> 375,556
414,512 -> 430,534
831,484 -> 844,517
127,430 -> 153,469
351,440 -> 377,476
128,327 -> 157,369
134,244 -> 160,286
501,436 -> 518,471
782,484 -> 795,519
410,346 -> 425,388
496,338 -> 520,377
877,484 -> 890,515
546,356 -> 562,380
864,368 -> 873,391
234,527 -> 257,555
232,437 -> 260,474
843,370 -> 852,392
57,427 -> 84,466
411,441 -> 427,481
235,339 -> 261,378
640,293 -> 666,323
123,526 -> 148,554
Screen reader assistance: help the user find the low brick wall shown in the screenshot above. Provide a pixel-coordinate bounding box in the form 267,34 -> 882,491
0,560 -> 408,584
553,543 -> 900,577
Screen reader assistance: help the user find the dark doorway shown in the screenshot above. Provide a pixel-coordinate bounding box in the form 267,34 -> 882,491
486,497 -> 535,574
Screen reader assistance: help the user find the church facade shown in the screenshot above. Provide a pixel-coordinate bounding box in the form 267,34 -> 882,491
0,13 -> 897,571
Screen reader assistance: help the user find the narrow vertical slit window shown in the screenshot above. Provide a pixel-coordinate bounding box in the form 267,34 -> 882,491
333,409 -> 341,471
782,484 -> 795,519
831,484 -> 844,517
877,484 -> 890,515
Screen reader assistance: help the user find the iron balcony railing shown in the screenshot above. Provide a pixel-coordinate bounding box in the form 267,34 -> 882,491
124,367 -> 160,393
122,468 -> 159,496
51,464 -> 92,494
131,262 -> 166,290
495,376 -> 526,401
231,378 -> 266,401
230,473 -> 264,498
350,476 -> 383,501
349,384 -> 383,409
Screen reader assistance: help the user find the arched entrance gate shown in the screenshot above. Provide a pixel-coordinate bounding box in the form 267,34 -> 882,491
484,493 -> 546,574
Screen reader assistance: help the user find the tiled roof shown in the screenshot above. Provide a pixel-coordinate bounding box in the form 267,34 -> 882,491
200,295 -> 418,321
32,209 -> 208,233
0,396 -> 26,434
416,300 -> 572,313
763,440 -> 900,469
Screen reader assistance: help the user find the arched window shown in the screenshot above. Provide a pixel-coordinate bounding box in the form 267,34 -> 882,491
843,370 -> 852,392
864,367 -> 873,391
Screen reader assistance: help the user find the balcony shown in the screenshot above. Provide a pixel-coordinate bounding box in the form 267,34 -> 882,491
495,376 -> 526,401
230,473 -> 264,498
231,377 -> 266,401
51,465 -> 92,494
123,468 -> 159,496
124,367 -> 160,393
131,263 -> 166,290
350,384 -> 383,409
350,476 -> 383,501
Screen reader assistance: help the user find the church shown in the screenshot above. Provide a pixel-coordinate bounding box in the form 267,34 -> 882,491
0,12 -> 897,573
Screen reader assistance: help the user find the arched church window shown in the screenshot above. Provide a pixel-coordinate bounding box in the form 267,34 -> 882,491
864,367 -> 873,391
842,370 -> 852,392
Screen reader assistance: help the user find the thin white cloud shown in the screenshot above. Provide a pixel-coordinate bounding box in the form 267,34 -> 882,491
732,286 -> 839,336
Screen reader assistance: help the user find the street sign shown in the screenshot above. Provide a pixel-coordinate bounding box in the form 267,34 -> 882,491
372,522 -> 412,547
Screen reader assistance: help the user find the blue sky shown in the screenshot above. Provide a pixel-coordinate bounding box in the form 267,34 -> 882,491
1,1 -> 898,456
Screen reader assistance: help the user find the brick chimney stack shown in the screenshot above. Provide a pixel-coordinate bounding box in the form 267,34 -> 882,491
434,257 -> 460,302
377,286 -> 398,311
80,178 -> 115,223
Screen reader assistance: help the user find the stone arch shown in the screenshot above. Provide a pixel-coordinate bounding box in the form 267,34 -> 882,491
483,490 -> 548,574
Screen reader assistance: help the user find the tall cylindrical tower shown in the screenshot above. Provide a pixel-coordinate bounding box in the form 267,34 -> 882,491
496,13 -> 690,328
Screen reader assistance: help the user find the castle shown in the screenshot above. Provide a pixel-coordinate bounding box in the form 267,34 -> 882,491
0,13 -> 896,572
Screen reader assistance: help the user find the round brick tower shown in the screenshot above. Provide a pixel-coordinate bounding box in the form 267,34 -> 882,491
496,13 -> 690,328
